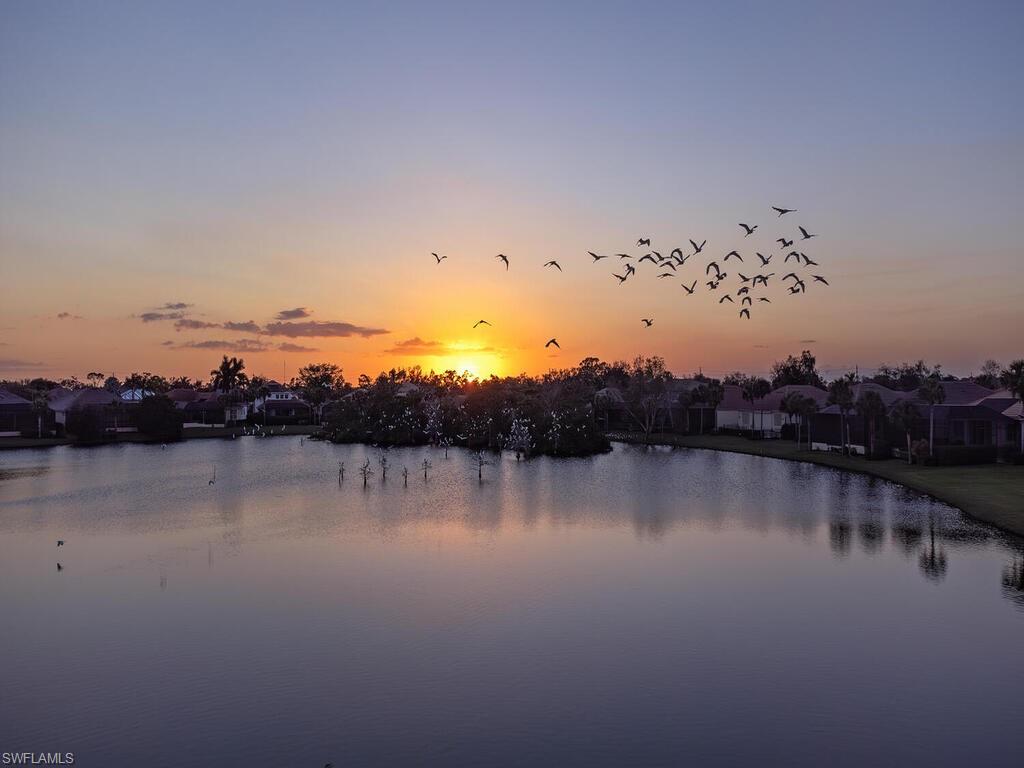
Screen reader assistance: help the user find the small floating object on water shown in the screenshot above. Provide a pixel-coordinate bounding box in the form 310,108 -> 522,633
57,563 -> 63,572
57,540 -> 64,547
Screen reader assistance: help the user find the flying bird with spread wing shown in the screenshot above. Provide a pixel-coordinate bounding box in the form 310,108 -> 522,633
772,206 -> 796,217
798,226 -> 817,240
739,223 -> 757,236
432,252 -> 447,264
589,251 -> 609,262
544,260 -> 562,271
545,338 -> 560,349
473,320 -> 492,328
641,318 -> 654,327
495,254 -> 510,270
637,237 -> 651,247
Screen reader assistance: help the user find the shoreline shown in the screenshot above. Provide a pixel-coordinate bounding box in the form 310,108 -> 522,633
3,427 -> 1021,539
610,432 -> 1024,539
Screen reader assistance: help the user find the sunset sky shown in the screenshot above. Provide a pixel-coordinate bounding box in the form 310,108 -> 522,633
1,1 -> 1021,383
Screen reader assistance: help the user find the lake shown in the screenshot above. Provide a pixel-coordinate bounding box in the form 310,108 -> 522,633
1,438 -> 1022,767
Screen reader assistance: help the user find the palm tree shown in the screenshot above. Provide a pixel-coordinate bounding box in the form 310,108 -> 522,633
30,384 -> 49,439
780,391 -> 803,444
740,376 -> 771,437
210,356 -> 249,426
1002,359 -> 1024,400
889,399 -> 920,465
692,380 -> 724,434
855,390 -> 887,458
827,378 -> 855,455
799,396 -> 819,450
917,376 -> 946,457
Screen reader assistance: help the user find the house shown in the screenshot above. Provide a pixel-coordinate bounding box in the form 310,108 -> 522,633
716,384 -> 829,437
119,388 -> 154,402
47,387 -> 136,434
261,394 -> 312,425
809,380 -> 1022,458
0,388 -> 36,437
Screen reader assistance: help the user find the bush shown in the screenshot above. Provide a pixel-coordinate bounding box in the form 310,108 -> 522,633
780,423 -> 798,441
66,408 -> 110,445
136,395 -> 184,441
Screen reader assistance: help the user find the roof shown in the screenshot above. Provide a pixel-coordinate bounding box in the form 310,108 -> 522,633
48,387 -> 121,412
718,384 -> 829,411
0,388 -> 32,408
936,380 -> 994,405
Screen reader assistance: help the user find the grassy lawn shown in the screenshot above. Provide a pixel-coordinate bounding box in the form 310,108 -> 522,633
617,432 -> 1024,538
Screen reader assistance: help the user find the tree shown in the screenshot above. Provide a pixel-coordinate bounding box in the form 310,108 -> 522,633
827,378 -> 855,455
294,363 -> 345,424
739,376 -> 771,436
889,399 -> 920,465
855,390 -> 886,458
780,391 -> 804,444
86,372 -> 105,388
973,359 -> 1003,390
691,380 -> 723,434
210,356 -> 248,392
29,383 -> 49,439
770,350 -> 824,388
136,394 -> 183,441
798,396 -> 819,450
1002,359 -> 1024,401
620,356 -> 673,442
917,376 -> 946,457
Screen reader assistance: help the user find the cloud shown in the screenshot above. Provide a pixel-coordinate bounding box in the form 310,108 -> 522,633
222,320 -> 262,333
279,342 -> 319,353
161,302 -> 192,310
56,312 -> 83,320
275,307 -> 311,320
161,340 -> 175,346
174,319 -> 220,331
263,320 -> 387,338
0,358 -> 48,370
168,339 -> 269,352
140,311 -> 186,323
798,339 -> 818,344
385,337 -> 445,355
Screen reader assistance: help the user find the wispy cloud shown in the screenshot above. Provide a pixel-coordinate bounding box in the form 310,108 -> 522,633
167,339 -> 269,352
222,320 -> 261,333
174,319 -> 220,331
56,312 -> 83,320
275,307 -> 311,320
279,342 -> 319,353
140,311 -> 186,323
161,302 -> 192,310
264,320 -> 387,338
385,337 -> 495,356
0,358 -> 48,370
799,339 -> 818,344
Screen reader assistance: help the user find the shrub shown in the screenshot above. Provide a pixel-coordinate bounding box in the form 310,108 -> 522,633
136,395 -> 184,441
928,445 -> 998,466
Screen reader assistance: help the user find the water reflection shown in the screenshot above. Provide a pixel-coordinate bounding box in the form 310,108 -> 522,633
1,440 -> 1022,768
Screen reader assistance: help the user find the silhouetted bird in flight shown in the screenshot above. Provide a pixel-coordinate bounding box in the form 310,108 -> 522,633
617,253 -> 632,259
706,261 -> 722,276
638,253 -> 657,265
545,338 -> 560,348
719,294 -> 734,304
758,297 -> 772,303
670,247 -> 684,260
682,280 -> 697,294
624,264 -> 636,277
706,280 -> 720,290
496,254 -> 510,270
737,286 -> 750,295
785,251 -> 802,263
783,272 -> 799,282
752,273 -> 773,287
651,250 -> 663,260
544,260 -> 562,271
690,239 -> 706,255
739,223 -> 757,236
777,237 -> 793,248
658,272 -> 675,279
589,251 -> 609,262
772,206 -> 796,217
740,308 -> 751,319
802,254 -> 818,266
641,318 -> 654,327
473,319 -> 492,328
637,237 -> 651,247
742,296 -> 752,306
660,261 -> 677,271
738,273 -> 751,283
432,252 -> 447,264
757,253 -> 772,266
813,275 -> 830,285
798,226 -> 817,240
725,250 -> 742,262
613,273 -> 629,284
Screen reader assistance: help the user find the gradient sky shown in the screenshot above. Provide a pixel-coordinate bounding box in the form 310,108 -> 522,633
1,0 -> 1022,382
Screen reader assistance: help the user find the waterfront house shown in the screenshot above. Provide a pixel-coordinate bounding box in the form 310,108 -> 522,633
47,386 -> 136,434
0,388 -> 36,436
716,384 -> 829,437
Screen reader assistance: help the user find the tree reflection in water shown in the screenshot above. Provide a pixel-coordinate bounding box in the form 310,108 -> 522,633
1002,553 -> 1024,608
918,520 -> 948,582
829,518 -> 853,558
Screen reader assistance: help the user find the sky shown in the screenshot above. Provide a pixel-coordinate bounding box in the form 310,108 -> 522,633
1,0 -> 1022,383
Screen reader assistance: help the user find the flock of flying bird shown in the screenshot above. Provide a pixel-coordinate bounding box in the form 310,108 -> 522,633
431,204 -> 830,348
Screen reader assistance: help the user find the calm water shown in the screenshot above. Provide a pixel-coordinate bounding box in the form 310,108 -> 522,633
1,439 -> 1022,767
